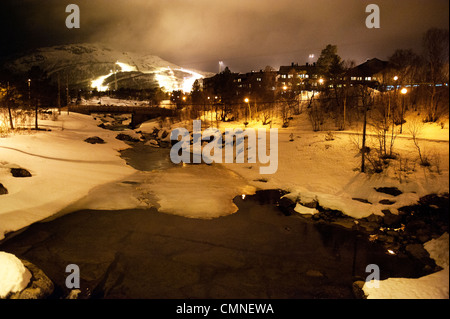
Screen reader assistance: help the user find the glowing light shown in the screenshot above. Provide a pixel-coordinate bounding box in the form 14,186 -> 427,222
244,98 -> 249,103
91,72 -> 114,92
401,88 -> 408,94
393,76 -> 399,81
318,78 -> 324,84
242,194 -> 246,199
387,249 -> 396,255
177,68 -> 204,93
91,61 -> 137,91
92,62 -> 203,93
116,61 -> 137,72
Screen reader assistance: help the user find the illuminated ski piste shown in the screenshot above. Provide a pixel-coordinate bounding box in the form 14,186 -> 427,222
178,67 -> 204,93
91,61 -> 203,92
116,61 -> 138,72
91,71 -> 114,92
152,66 -> 203,92
91,61 -> 137,92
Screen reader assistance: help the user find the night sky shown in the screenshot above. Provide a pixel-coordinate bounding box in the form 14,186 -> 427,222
0,0 -> 448,73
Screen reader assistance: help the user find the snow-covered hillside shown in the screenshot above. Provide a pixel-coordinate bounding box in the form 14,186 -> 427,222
2,43 -> 212,92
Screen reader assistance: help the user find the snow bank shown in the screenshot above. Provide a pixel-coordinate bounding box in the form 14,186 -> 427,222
0,113 -> 136,240
221,114 -> 449,219
0,252 -> 32,298
363,233 -> 449,299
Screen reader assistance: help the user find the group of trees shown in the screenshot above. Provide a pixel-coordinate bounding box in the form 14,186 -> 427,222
0,66 -> 58,132
314,28 -> 449,132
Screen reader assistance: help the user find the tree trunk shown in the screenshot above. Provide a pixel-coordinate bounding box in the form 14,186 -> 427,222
6,83 -> 14,130
35,100 -> 39,130
7,104 -> 14,130
361,106 -> 367,173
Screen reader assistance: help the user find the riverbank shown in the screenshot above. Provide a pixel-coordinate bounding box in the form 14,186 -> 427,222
1,112 -> 448,299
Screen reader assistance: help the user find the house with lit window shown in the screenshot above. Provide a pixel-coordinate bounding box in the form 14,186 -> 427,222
234,70 -> 278,101
277,62 -> 322,93
345,58 -> 389,89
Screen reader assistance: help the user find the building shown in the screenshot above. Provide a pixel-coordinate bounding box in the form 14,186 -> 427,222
278,62 -> 322,93
234,70 -> 278,101
201,58 -> 390,103
345,58 -> 389,89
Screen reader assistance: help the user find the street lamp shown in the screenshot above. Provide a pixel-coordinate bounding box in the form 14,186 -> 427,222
27,79 -> 31,108
318,78 -> 324,85
400,88 -> 408,134
244,98 -> 251,122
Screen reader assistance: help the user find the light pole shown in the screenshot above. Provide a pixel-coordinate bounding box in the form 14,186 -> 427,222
244,97 -> 250,123
400,88 -> 408,134
27,79 -> 31,108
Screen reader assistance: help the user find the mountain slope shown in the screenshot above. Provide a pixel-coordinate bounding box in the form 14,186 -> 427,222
2,43 -> 212,92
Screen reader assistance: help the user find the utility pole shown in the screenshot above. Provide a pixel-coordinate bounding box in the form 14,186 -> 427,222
114,62 -> 118,91
6,82 -> 14,130
66,73 -> 70,115
361,104 -> 367,173
57,73 -> 61,115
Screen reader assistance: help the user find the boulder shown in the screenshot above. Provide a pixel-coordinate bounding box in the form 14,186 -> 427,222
352,198 -> 372,204
366,214 -> 383,224
382,210 -> 403,227
0,183 -> 7,195
374,187 -> 403,197
146,139 -> 160,148
10,168 -> 32,178
84,136 -> 105,144
277,197 -> 295,216
116,133 -> 140,143
301,199 -> 318,209
379,199 -> 396,205
405,244 -> 431,261
9,260 -> 54,299
352,281 -> 367,299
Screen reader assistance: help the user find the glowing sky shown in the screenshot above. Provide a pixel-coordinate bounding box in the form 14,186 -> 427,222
1,0 -> 448,73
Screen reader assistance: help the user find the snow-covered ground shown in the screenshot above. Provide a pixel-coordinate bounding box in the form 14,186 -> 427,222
363,232 -> 449,299
137,111 -> 450,299
0,113 -> 136,240
0,110 -> 448,299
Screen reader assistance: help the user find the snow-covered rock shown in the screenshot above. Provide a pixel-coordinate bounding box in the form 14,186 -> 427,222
0,252 -> 32,298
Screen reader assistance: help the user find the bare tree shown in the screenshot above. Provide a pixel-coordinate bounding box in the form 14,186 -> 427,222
422,28 -> 449,122
358,85 -> 374,173
408,119 -> 430,166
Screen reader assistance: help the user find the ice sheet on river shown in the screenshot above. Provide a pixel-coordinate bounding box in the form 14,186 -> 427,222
63,164 -> 256,219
